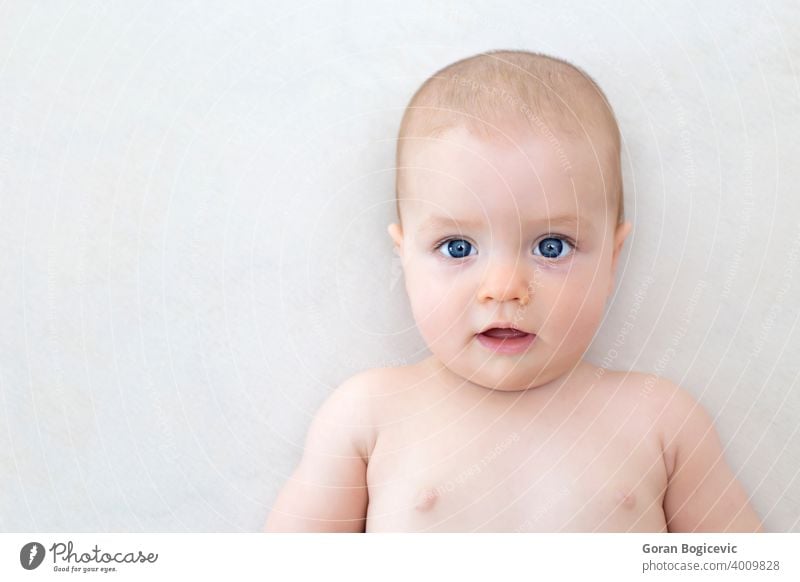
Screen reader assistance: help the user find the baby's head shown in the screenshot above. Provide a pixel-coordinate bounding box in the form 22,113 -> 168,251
388,50 -> 632,392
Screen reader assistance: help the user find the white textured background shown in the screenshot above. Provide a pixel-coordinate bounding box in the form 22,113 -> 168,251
1,0 -> 798,532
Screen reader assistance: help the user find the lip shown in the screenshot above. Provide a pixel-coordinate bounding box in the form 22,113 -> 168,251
478,321 -> 532,335
476,322 -> 537,355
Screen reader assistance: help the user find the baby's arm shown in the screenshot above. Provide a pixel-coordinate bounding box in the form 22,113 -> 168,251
659,381 -> 763,532
264,375 -> 374,532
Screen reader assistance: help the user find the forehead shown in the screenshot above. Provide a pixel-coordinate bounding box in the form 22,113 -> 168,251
401,126 -> 616,224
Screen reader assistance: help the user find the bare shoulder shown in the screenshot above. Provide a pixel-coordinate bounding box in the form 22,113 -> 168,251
613,373 -> 764,532
333,362 -> 416,401
310,369 -> 384,461
620,371 -> 708,429
596,368 -> 717,470
319,363 -> 419,457
592,366 -> 698,412
589,366 -> 707,436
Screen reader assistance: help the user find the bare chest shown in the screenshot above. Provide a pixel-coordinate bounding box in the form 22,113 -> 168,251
365,398 -> 668,532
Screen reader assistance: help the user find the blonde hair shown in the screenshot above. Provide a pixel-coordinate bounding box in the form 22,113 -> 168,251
395,49 -> 624,225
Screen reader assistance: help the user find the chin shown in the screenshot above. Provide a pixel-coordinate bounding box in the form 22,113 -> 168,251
469,369 -> 540,392
472,351 -> 581,392
439,355 -> 542,392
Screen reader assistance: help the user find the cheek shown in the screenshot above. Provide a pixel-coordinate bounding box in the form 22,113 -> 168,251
404,265 -> 473,336
539,262 -> 610,330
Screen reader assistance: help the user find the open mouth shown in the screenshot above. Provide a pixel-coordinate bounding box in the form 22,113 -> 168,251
476,327 -> 536,354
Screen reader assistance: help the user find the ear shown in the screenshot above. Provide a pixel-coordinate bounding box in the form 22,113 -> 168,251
387,222 -> 404,258
608,221 -> 632,296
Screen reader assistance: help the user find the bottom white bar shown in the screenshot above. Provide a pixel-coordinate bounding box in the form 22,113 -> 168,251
1,533 -> 796,581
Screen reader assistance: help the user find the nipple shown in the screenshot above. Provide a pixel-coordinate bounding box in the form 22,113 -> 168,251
615,489 -> 636,510
415,488 -> 439,511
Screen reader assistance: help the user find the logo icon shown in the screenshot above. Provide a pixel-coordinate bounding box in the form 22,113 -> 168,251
20,542 -> 45,570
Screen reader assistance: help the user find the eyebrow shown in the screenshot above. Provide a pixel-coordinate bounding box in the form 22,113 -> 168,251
417,214 -> 589,233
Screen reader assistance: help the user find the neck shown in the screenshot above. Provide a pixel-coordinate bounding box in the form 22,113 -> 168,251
418,354 -> 590,397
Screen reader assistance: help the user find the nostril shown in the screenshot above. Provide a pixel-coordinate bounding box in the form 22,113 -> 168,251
476,262 -> 535,304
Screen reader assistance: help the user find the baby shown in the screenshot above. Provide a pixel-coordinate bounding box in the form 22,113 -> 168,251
265,50 -> 762,532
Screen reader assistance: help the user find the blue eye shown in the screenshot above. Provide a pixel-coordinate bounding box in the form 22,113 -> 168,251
438,239 -> 476,259
534,237 -> 574,259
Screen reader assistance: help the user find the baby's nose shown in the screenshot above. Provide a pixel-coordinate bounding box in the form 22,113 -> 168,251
477,261 -> 532,305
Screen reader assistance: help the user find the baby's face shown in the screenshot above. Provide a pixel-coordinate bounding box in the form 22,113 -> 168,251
389,125 -> 631,391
